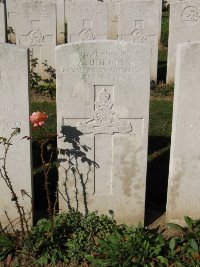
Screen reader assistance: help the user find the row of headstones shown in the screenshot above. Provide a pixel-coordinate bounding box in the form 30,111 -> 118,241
0,0 -> 162,81
0,39 -> 199,228
1,0 -> 200,84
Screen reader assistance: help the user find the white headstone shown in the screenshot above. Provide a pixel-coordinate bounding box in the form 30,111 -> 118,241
167,0 -> 200,83
166,41 -> 200,225
0,44 -> 32,228
16,1 -> 57,77
67,1 -> 107,43
118,1 -> 160,82
65,0 -> 161,41
0,0 -> 6,43
108,0 -> 162,40
56,41 -> 150,224
6,0 -> 65,44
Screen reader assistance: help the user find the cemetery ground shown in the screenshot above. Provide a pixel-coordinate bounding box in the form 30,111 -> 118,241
2,83 -> 200,267
2,9 -> 200,267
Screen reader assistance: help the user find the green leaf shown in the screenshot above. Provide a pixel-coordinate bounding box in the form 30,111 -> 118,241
190,238 -> 198,252
176,261 -> 187,267
0,235 -> 14,248
169,237 -> 176,250
167,223 -> 185,232
157,256 -> 168,265
184,216 -> 193,229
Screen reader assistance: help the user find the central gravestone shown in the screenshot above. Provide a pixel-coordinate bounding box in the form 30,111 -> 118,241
0,44 -> 32,228
56,41 -> 150,224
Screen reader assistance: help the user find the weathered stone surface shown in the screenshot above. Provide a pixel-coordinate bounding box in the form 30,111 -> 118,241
15,1 -> 56,77
109,0 -> 162,40
56,41 -> 150,224
0,0 -> 6,43
166,41 -> 200,225
118,1 -> 160,82
6,0 -> 65,44
67,1 -> 107,42
0,44 -> 32,228
65,0 -> 162,41
167,0 -> 200,83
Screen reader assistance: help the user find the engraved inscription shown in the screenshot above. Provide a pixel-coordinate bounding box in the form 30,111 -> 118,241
19,7 -> 52,18
0,105 -> 10,112
181,117 -> 200,135
79,19 -> 95,41
80,28 -> 95,41
26,21 -> 43,46
131,20 -> 146,43
0,121 -> 22,132
20,20 -> 54,47
77,88 -> 132,135
181,6 -> 200,25
63,50 -> 145,80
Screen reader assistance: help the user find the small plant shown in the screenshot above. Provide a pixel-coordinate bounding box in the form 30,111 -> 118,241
30,111 -> 57,229
30,57 -> 42,89
42,60 -> 56,97
151,82 -> 174,98
86,224 -> 167,267
30,58 -> 56,98
162,0 -> 170,12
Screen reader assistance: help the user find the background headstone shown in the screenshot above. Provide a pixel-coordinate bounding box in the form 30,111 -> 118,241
16,1 -> 57,77
65,0 -> 162,41
118,1 -> 160,82
0,0 -> 6,43
0,44 -> 32,228
109,0 -> 162,40
6,0 -> 64,44
166,41 -> 200,225
56,41 -> 150,224
66,1 -> 107,43
167,0 -> 200,83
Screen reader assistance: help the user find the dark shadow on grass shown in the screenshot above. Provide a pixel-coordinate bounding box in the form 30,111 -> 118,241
148,135 -> 170,155
145,136 -> 171,226
32,138 -> 58,224
157,61 -> 167,83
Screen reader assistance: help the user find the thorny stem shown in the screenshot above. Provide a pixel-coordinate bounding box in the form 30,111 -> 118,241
40,143 -> 54,229
4,211 -> 15,234
0,132 -> 25,236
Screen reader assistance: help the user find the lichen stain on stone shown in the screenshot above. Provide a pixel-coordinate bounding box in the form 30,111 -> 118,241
120,139 -> 141,197
134,179 -> 144,190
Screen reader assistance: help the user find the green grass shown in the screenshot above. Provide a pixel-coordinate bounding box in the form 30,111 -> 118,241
158,49 -> 168,62
149,99 -> 173,137
161,11 -> 169,48
31,99 -> 173,140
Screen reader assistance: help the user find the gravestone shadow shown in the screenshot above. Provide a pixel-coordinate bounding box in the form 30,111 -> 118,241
58,125 -> 99,214
157,59 -> 167,83
145,135 -> 171,226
